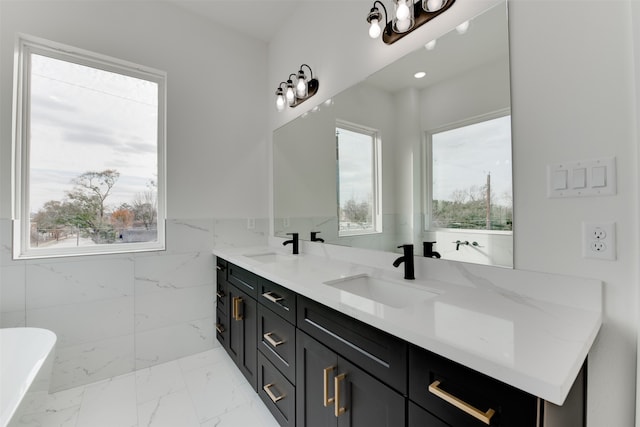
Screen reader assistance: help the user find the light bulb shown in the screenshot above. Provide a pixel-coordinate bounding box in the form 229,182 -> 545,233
425,40 -> 436,50
286,84 -> 295,105
276,94 -> 286,111
424,0 -> 444,12
396,17 -> 411,32
396,1 -> 410,20
456,20 -> 470,34
296,75 -> 308,98
369,19 -> 381,38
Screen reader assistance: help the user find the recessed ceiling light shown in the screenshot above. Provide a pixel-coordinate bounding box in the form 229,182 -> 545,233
414,71 -> 427,79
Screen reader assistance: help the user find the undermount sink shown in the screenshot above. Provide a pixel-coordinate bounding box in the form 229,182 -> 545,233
323,274 -> 441,308
243,252 -> 295,263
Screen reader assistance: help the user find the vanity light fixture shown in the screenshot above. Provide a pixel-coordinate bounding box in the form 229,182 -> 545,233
275,64 -> 319,111
366,0 -> 456,45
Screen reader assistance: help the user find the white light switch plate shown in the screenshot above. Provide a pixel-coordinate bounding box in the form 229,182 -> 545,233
548,157 -> 616,198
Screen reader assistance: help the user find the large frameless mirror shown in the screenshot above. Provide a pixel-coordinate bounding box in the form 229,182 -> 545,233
273,1 -> 512,267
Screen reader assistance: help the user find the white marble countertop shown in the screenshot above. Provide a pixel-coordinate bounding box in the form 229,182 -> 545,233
212,242 -> 602,406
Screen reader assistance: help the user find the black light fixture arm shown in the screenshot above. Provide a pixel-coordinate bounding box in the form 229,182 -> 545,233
299,63 -> 313,79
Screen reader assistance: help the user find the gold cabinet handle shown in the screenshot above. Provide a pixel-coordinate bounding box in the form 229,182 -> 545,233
232,296 -> 243,321
216,290 -> 225,299
216,265 -> 225,271
263,332 -> 285,347
262,291 -> 284,303
263,383 -> 285,403
334,372 -> 347,417
215,323 -> 225,334
428,380 -> 495,425
323,366 -> 336,407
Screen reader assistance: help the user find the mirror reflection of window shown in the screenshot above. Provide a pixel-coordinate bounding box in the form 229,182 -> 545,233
429,114 -> 513,232
336,122 -> 381,236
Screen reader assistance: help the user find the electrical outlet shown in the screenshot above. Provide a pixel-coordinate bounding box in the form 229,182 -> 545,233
582,221 -> 616,260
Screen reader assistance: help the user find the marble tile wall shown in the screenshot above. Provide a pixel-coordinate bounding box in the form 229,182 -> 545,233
0,217 -> 268,392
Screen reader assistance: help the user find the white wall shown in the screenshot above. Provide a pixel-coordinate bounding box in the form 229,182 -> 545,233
268,0 -> 639,425
0,0 -> 269,391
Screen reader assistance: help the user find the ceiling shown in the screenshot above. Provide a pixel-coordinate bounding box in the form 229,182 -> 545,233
161,0 -> 303,42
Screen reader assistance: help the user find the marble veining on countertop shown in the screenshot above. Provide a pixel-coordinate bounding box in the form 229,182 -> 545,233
212,243 -> 602,406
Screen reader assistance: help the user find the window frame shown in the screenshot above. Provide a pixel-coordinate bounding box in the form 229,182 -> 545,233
12,34 -> 167,259
424,109 -> 513,235
336,120 -> 382,237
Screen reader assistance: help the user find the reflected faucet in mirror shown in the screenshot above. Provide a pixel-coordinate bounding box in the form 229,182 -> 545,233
393,244 -> 415,280
283,233 -> 299,254
310,231 -> 324,242
423,241 -> 441,258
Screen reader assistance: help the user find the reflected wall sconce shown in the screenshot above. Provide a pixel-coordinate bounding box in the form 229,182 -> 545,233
366,0 -> 456,45
275,64 -> 319,112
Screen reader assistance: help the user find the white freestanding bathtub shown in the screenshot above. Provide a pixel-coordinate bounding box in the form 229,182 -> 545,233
0,328 -> 56,427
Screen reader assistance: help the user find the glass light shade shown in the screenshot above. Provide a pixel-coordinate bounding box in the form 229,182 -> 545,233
296,72 -> 308,98
393,0 -> 414,33
423,0 -> 445,12
276,93 -> 286,111
285,83 -> 295,105
369,19 -> 381,38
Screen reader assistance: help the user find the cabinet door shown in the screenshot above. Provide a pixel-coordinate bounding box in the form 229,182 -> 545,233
335,357 -> 406,427
228,284 -> 258,391
296,330 -> 338,427
297,331 -> 406,427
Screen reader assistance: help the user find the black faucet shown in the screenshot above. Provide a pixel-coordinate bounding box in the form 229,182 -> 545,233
423,241 -> 441,258
310,231 -> 324,242
283,233 -> 299,254
393,244 -> 415,280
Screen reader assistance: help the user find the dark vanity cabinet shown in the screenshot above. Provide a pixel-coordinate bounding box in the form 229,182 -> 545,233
215,259 -> 258,390
295,295 -> 407,427
257,279 -> 298,427
215,258 -> 585,427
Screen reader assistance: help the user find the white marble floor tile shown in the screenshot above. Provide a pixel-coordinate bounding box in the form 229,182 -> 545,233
35,349 -> 278,427
138,389 -> 200,427
75,373 -> 138,427
135,360 -> 186,405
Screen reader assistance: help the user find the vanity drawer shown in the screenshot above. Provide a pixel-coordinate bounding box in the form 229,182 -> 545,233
297,295 -> 407,394
408,401 -> 450,427
258,352 -> 295,427
227,263 -> 259,299
409,345 -> 537,427
215,259 -> 229,315
259,279 -> 296,325
258,304 -> 296,384
215,308 -> 228,349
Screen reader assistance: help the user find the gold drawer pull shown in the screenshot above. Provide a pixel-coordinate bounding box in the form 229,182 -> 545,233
263,383 -> 285,403
216,290 -> 225,299
232,296 -> 243,321
323,366 -> 336,407
263,332 -> 285,347
334,372 -> 347,417
262,291 -> 284,303
216,265 -> 225,271
428,380 -> 496,425
215,323 -> 225,334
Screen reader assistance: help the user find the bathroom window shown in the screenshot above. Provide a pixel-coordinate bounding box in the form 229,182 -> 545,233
336,121 -> 381,236
12,35 -> 166,259
428,113 -> 512,232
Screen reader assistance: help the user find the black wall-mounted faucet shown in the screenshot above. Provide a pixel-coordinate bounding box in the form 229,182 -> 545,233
393,244 -> 415,280
283,233 -> 299,254
310,231 -> 324,243
423,241 -> 441,258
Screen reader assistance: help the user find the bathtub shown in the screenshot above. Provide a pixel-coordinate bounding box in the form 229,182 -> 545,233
0,328 -> 56,427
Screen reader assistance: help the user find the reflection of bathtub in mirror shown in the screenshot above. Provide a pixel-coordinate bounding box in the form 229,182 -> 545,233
1,328 -> 57,427
273,1 -> 513,267
434,302 -> 514,365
